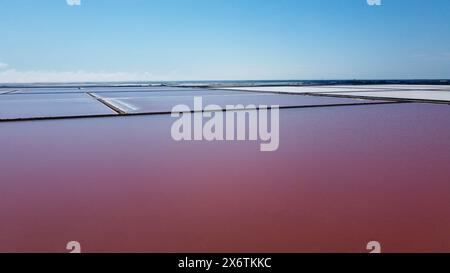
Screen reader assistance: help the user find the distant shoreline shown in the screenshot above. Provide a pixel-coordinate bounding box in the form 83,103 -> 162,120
1,79 -> 449,89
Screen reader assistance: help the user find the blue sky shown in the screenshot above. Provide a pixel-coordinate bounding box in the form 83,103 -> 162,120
0,0 -> 449,82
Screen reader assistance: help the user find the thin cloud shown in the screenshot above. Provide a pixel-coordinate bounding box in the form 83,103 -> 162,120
0,69 -> 170,83
0,63 -> 8,70
66,0 -> 81,6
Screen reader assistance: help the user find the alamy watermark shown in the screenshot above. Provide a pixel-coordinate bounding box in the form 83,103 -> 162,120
66,241 -> 81,253
170,97 -> 280,152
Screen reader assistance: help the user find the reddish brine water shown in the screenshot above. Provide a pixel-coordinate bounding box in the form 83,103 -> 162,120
0,103 -> 449,252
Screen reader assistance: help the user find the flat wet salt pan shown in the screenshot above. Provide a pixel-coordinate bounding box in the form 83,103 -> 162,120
221,85 -> 450,94
0,89 -> 387,120
0,93 -> 116,120
93,92 -> 387,114
322,91 -> 450,102
14,86 -> 211,94
220,86 -> 395,93
93,90 -> 255,98
14,87 -> 89,94
86,86 -> 215,93
328,85 -> 450,91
